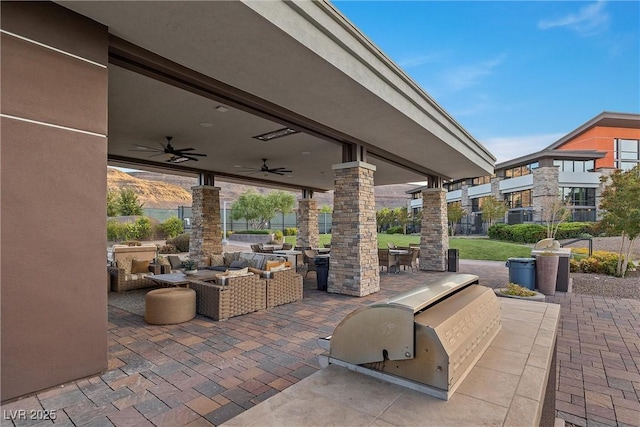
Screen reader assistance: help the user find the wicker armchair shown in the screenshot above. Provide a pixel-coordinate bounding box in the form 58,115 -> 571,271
263,269 -> 303,308
188,274 -> 266,321
107,263 -> 161,293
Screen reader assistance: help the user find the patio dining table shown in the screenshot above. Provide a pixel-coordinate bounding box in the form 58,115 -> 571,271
388,249 -> 409,273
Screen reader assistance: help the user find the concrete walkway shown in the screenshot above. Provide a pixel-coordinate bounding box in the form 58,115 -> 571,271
2,261 -> 639,426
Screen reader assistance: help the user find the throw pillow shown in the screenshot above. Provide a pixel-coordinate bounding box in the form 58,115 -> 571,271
227,267 -> 249,277
168,255 -> 183,269
209,253 -> 224,267
229,260 -> 249,269
270,263 -> 288,272
157,256 -> 171,267
265,261 -> 284,271
131,259 -> 150,274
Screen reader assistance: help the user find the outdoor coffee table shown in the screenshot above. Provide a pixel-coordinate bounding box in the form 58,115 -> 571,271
150,271 -> 218,287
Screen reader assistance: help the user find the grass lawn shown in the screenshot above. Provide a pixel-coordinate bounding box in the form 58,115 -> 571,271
284,234 -> 531,261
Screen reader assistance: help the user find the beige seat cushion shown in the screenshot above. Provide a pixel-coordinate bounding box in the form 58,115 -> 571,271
145,288 -> 196,325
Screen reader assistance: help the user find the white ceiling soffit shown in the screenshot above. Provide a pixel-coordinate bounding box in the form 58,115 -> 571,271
58,0 -> 495,189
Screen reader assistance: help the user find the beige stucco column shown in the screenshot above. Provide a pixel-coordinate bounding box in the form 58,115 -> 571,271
420,188 -> 449,271
190,186 -> 222,260
329,161 -> 379,296
297,198 -> 319,249
1,2 -> 108,400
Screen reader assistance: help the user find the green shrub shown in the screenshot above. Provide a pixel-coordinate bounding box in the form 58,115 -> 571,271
554,222 -> 597,240
284,227 -> 298,236
488,223 -> 512,240
273,230 -> 284,241
571,248 -> 635,276
232,230 -> 271,234
162,216 -> 184,239
509,224 -> 545,243
385,226 -> 403,234
133,217 -> 152,240
167,233 -> 190,252
107,220 -> 129,241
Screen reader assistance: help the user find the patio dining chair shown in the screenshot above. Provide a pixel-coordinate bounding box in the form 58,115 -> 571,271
387,243 -> 397,250
378,249 -> 395,274
398,247 -> 420,273
303,249 -> 318,278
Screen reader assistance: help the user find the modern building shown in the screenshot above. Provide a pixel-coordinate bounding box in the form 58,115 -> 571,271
409,111 -> 640,234
1,1 -> 494,401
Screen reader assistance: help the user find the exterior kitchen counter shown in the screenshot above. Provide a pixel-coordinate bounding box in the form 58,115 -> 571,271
224,298 -> 560,427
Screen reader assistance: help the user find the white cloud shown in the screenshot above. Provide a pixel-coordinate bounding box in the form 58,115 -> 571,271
442,55 -> 505,91
538,1 -> 609,36
481,133 -> 565,164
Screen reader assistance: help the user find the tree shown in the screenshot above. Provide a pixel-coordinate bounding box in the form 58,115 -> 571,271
319,205 -> 333,214
107,190 -> 119,217
599,165 -> 640,277
481,196 -> 507,231
230,190 -> 295,230
376,207 -> 393,232
162,216 -> 184,239
394,207 -> 410,234
117,188 -> 144,216
447,203 -> 466,236
541,197 -> 572,239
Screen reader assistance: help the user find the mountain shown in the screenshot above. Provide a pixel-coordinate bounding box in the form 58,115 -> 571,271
107,168 -> 419,210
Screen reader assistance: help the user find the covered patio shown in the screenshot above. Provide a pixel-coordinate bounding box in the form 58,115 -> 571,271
1,0 -> 495,402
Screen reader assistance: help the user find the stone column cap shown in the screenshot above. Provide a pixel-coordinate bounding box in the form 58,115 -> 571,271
332,161 -> 376,171
421,187 -> 447,193
191,185 -> 221,191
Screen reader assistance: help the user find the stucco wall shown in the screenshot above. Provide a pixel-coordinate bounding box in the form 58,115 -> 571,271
1,2 -> 109,401
557,126 -> 640,169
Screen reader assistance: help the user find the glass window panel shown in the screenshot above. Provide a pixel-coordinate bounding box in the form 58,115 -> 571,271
619,139 -> 638,152
585,160 -> 594,171
506,169 -> 512,178
563,161 -> 574,172
553,160 -> 562,169
621,151 -> 638,160
621,162 -> 638,171
530,162 -> 539,170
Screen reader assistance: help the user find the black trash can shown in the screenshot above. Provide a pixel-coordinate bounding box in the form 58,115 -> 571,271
447,249 -> 459,272
314,256 -> 330,291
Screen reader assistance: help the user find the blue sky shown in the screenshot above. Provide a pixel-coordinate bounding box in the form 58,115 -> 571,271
333,0 -> 640,163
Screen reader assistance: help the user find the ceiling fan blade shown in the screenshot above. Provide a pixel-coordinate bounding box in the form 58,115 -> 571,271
131,145 -> 163,152
176,152 -> 207,157
175,147 -> 195,152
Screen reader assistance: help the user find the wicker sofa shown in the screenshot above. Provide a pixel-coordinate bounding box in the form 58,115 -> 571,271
108,245 -> 160,292
188,273 -> 267,321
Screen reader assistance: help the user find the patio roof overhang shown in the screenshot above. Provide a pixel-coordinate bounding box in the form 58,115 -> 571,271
58,0 -> 495,191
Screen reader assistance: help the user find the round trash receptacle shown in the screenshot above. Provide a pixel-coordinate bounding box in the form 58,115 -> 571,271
505,257 -> 536,290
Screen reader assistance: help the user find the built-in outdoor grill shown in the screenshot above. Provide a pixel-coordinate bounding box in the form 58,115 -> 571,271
319,274 -> 501,400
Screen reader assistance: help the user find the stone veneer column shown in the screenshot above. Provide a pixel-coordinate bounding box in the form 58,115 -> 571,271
329,162 -> 379,296
532,167 -> 559,223
297,198 -> 319,249
190,186 -> 222,260
595,168 -> 616,220
420,188 -> 449,271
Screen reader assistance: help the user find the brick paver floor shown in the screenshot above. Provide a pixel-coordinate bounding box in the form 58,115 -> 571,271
2,261 -> 639,426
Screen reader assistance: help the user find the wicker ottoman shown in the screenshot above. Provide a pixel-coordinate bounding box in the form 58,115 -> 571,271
145,288 -> 196,325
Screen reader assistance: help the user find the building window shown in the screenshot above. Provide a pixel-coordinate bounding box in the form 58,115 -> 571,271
553,159 -> 595,172
471,197 -> 486,212
559,187 -> 596,206
445,180 -> 463,191
615,139 -> 640,170
504,190 -> 532,208
471,175 -> 492,186
503,162 -> 539,179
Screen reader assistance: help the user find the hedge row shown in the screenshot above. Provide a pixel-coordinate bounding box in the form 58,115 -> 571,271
488,222 -> 597,243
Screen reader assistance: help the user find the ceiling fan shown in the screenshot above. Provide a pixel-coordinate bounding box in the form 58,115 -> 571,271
130,136 -> 207,163
237,159 -> 293,176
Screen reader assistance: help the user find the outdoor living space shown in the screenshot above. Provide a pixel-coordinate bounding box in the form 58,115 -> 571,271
2,260 -> 639,427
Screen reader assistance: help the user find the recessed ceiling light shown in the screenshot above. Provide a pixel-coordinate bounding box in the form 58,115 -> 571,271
200,122 -> 214,127
253,127 -> 298,142
216,106 -> 229,113
301,151 -> 311,155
